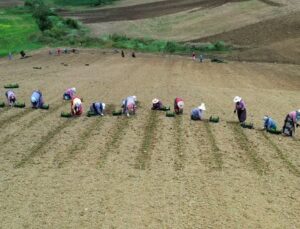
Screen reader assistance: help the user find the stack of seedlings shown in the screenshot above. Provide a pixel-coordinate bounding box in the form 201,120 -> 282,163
209,116 -> 220,123
4,83 -> 19,89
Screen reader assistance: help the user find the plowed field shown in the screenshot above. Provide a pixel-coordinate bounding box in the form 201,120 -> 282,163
0,50 -> 299,228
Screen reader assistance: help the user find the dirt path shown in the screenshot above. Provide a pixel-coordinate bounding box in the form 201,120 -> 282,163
0,50 -> 299,228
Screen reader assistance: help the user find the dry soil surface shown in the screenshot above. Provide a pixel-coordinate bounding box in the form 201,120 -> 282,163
0,50 -> 299,228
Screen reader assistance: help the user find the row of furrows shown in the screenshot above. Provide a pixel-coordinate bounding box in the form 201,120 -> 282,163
55,104 -> 116,168
203,121 -> 223,170
11,107 -> 299,176
228,122 -> 269,175
174,115 -> 185,171
0,100 -> 66,146
15,119 -> 73,168
260,131 -> 300,177
135,110 -> 159,170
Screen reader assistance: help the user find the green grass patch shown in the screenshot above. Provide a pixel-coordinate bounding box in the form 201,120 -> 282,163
95,34 -> 230,54
0,7 -> 42,56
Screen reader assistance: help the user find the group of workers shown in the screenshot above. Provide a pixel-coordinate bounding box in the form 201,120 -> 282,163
4,89 -> 45,108
2,88 -> 300,137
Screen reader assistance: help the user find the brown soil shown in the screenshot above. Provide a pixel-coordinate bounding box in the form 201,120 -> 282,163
191,13 -> 300,64
190,13 -> 300,46
0,50 -> 299,228
0,0 -> 22,8
59,0 -> 250,23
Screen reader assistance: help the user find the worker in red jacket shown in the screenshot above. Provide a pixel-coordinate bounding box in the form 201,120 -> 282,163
174,97 -> 184,114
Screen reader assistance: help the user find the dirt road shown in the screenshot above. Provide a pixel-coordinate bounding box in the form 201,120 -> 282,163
0,50 -> 299,228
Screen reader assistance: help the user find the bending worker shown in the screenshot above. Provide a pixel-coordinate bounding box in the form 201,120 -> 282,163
31,90 -> 44,109
282,109 -> 300,137
5,90 -> 16,106
122,95 -> 137,117
63,87 -> 76,100
191,103 -> 206,120
174,97 -> 184,114
90,101 -> 105,116
263,115 -> 277,131
71,97 -> 83,116
152,98 -> 163,110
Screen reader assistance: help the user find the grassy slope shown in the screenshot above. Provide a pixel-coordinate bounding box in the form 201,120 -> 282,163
0,8 -> 42,56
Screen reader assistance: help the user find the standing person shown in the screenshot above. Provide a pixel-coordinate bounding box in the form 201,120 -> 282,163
57,48 -> 61,55
121,50 -> 125,58
31,90 -> 44,108
174,97 -> 184,114
122,95 -> 137,117
199,54 -> 203,63
5,90 -> 16,106
191,103 -> 206,120
233,96 -> 247,123
8,52 -> 13,60
132,52 -> 136,58
152,98 -> 163,110
282,109 -> 300,137
192,52 -> 196,61
90,102 -> 105,116
63,87 -> 76,100
263,115 -> 277,131
71,97 -> 83,116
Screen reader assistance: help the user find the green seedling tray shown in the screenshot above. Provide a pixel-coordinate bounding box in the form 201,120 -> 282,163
61,111 -> 72,118
41,104 -> 49,110
241,122 -> 254,129
0,102 -> 5,108
87,111 -> 97,117
160,106 -> 170,111
267,129 -> 282,135
209,116 -> 220,123
166,111 -> 175,117
112,110 -> 122,116
4,83 -> 19,89
14,102 -> 25,108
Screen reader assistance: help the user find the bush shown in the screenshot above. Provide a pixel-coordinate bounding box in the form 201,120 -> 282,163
164,41 -> 177,53
214,41 -> 226,51
65,18 -> 79,29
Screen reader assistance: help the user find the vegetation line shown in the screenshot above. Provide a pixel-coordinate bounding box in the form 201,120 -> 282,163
15,119 -> 72,168
98,115 -> 130,168
261,132 -> 300,177
56,104 -> 115,167
135,110 -> 159,170
229,122 -> 268,175
0,102 -> 65,146
203,121 -> 223,170
174,115 -> 185,171
0,108 -> 32,129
